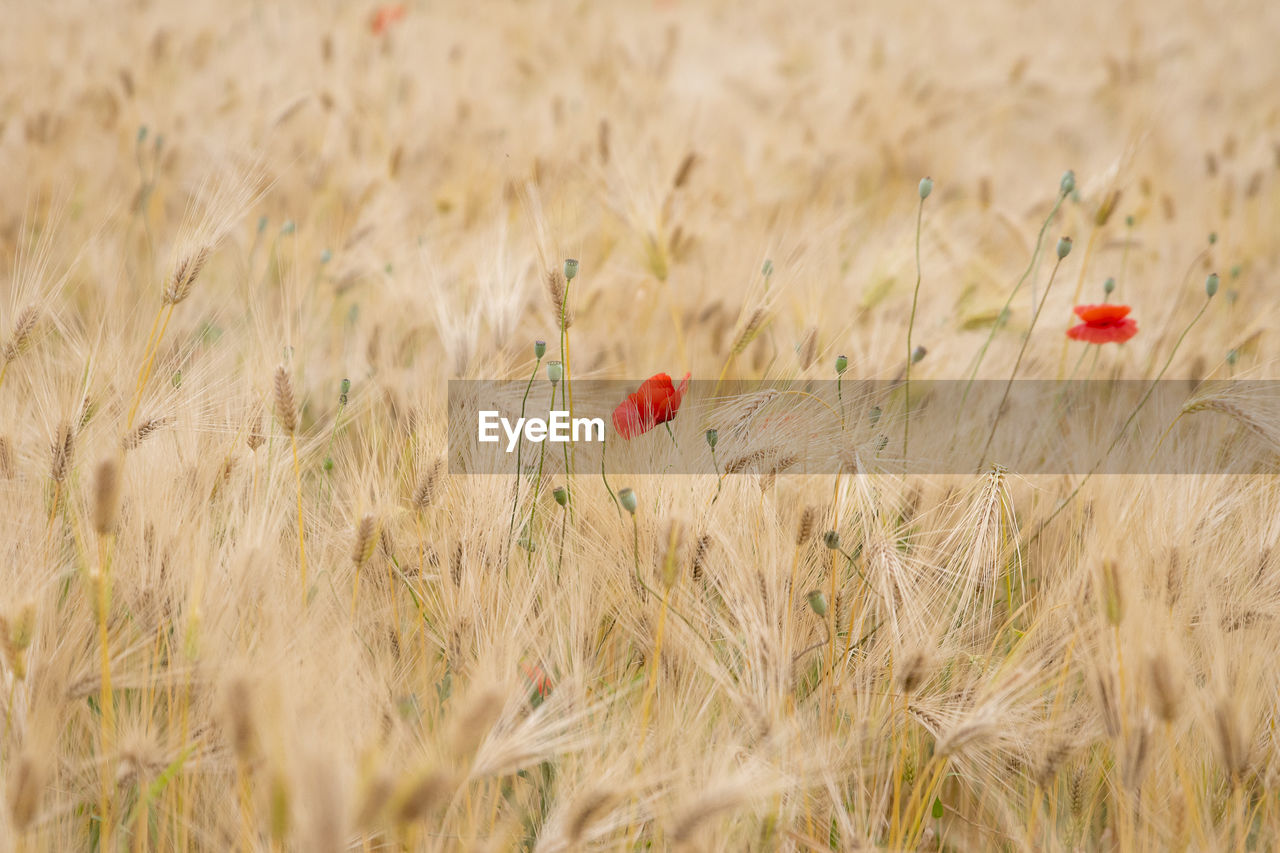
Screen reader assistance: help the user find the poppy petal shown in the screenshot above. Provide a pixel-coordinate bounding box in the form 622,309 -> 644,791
611,372 -> 691,439
612,398 -> 645,439
1067,318 -> 1138,343
1073,304 -> 1131,324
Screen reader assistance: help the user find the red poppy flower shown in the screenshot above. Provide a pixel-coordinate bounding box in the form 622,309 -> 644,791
369,4 -> 406,35
520,661 -> 551,698
612,372 -> 691,439
1067,304 -> 1138,344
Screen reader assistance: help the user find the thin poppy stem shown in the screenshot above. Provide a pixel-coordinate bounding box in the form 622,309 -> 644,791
977,254 -> 1066,471
509,354 -> 543,539
556,506 -> 567,583
525,381 -> 557,560
559,286 -> 575,518
905,194 -> 926,467
1057,226 -> 1101,378
600,435 -> 620,517
962,189 -> 1067,403
1028,294 -> 1213,544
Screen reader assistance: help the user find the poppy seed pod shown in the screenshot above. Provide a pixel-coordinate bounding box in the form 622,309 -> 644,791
552,486 -> 567,507
1205,273 -> 1219,297
534,340 -> 546,359
705,428 -> 718,450
806,590 -> 828,618
1056,236 -> 1073,260
1060,170 -> 1075,196
835,354 -> 848,375
547,361 -> 563,384
563,259 -> 579,281
618,487 -> 637,514
918,177 -> 933,199
823,530 -> 841,550
1103,277 -> 1116,296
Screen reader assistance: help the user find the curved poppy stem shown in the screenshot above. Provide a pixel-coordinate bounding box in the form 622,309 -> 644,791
508,354 -> 542,539
962,189 -> 1067,404
556,505 -> 567,583
1028,294 -> 1213,544
600,435 -> 621,517
1057,226 -> 1101,379
559,285 -> 575,520
977,254 -> 1066,472
525,381 -> 557,559
905,194 -> 926,467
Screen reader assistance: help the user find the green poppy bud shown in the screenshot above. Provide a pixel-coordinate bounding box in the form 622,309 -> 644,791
552,486 -> 567,507
705,428 -> 718,450
1125,215 -> 1135,228
1205,273 -> 1219,298
918,176 -> 933,200
835,354 -> 848,375
281,220 -> 296,235
761,259 -> 774,278
323,457 -> 334,471
911,345 -> 927,364
547,361 -> 563,384
1060,170 -> 1075,196
534,340 -> 546,359
1056,236 -> 1072,260
1208,231 -> 1218,245
806,590 -> 828,618
823,530 -> 841,550
618,487 -> 637,514
563,258 -> 579,281
320,249 -> 332,264
1103,277 -> 1116,295
1227,349 -> 1239,366
137,125 -> 148,144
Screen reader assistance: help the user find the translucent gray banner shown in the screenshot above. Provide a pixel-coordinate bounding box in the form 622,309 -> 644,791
447,379 -> 1280,475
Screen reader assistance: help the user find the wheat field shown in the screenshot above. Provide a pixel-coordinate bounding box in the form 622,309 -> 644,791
2,0 -> 1280,849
